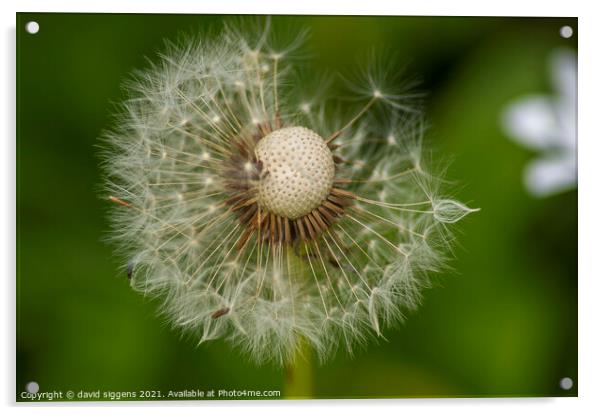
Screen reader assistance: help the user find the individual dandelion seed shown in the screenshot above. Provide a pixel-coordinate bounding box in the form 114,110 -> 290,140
101,19 -> 477,366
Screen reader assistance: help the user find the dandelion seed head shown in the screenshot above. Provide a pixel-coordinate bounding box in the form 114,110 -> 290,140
101,19 -> 476,366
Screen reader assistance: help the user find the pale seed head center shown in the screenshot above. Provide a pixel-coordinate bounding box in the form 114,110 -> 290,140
255,126 -> 335,219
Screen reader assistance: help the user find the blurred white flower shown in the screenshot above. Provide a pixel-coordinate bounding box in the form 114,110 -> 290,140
501,48 -> 577,197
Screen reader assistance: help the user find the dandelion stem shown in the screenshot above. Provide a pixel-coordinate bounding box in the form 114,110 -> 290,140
283,337 -> 313,399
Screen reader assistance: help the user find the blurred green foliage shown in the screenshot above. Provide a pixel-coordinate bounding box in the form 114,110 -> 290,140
16,13 -> 577,400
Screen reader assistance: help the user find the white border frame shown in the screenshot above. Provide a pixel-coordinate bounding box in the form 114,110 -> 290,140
3,1 -> 599,414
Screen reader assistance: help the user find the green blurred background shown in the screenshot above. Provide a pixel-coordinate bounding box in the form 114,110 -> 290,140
16,14 -> 577,400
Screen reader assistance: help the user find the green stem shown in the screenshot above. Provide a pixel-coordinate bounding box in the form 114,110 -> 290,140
282,245 -> 314,399
283,337 -> 313,399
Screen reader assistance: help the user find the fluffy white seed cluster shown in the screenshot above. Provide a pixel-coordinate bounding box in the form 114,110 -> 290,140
102,20 -> 476,365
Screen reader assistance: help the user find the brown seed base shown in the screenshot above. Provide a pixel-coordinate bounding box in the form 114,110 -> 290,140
220,117 -> 355,250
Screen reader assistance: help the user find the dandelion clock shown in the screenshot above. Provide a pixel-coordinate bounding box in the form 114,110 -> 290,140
102,19 -> 477,366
